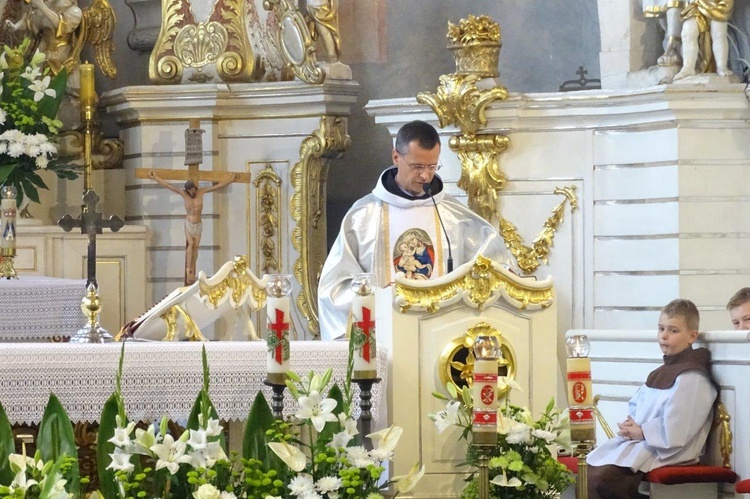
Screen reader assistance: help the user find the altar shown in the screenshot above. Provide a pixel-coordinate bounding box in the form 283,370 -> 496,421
0,276 -> 84,341
0,342 -> 386,425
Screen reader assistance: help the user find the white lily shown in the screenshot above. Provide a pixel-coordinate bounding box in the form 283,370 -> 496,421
186,428 -> 208,450
10,469 -> 38,494
204,417 -> 223,437
367,425 -> 403,452
498,376 -> 523,393
21,65 -> 41,81
108,421 -> 137,448
295,390 -> 337,432
393,462 -> 425,493
268,441 -> 306,472
106,447 -> 134,473
490,471 -> 522,488
28,76 -> 56,102
189,441 -> 227,468
432,400 -> 462,433
329,413 -> 358,449
151,433 -> 191,474
133,424 -> 159,455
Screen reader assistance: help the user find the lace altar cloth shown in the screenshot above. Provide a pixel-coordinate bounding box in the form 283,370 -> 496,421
0,277 -> 85,340
0,342 -> 386,426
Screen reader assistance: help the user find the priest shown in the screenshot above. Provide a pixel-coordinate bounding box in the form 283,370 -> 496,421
318,120 -> 516,340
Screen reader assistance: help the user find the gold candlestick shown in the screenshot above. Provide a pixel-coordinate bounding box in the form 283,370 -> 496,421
79,62 -> 96,192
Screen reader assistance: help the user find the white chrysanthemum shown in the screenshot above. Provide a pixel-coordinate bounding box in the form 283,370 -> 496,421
0,130 -> 23,142
0,108 -> 5,125
40,140 -> 56,155
345,446 -> 374,468
7,142 -> 24,158
0,142 -> 6,155
505,421 -> 531,445
35,155 -> 49,169
531,428 -> 557,443
288,474 -> 315,496
369,448 -> 393,462
315,475 -> 342,493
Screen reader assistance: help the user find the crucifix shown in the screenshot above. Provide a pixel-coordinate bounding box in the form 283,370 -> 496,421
135,118 -> 251,285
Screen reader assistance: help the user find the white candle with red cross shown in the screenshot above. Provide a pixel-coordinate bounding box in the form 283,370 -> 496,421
265,275 -> 292,383
351,273 -> 376,378
566,334 -> 595,442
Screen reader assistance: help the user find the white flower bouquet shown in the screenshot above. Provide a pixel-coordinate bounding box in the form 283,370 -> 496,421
0,38 -> 78,205
430,379 -> 574,499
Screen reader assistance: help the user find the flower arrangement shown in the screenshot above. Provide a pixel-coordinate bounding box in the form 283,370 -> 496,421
0,38 -> 78,205
430,379 -> 574,499
0,344 -> 422,498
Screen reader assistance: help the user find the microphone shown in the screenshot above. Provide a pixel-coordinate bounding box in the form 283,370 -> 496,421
422,183 -> 453,273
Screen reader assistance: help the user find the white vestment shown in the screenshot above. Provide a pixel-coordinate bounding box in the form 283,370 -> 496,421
587,371 -> 716,472
317,167 -> 515,340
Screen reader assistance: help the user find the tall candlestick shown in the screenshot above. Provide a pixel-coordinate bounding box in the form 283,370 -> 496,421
79,63 -> 96,112
265,275 -> 292,384
350,273 -> 376,378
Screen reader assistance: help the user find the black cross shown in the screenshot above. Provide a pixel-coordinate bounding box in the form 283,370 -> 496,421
58,189 -> 124,288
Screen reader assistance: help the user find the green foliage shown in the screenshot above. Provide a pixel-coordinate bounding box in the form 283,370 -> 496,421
37,393 -> 80,495
0,401 -> 15,485
97,393 -> 120,499
242,392 -> 276,468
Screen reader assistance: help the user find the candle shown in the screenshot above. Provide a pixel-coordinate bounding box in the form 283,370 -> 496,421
566,357 -> 593,407
1,186 -> 17,251
265,275 -> 292,383
350,273 -> 376,378
352,293 -> 376,372
472,334 -> 500,443
569,406 -> 596,442
79,63 -> 96,111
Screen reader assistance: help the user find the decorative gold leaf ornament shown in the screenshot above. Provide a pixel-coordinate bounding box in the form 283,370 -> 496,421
291,117 -> 351,337
418,14 -> 577,274
150,0 -> 256,83
394,255 -> 554,313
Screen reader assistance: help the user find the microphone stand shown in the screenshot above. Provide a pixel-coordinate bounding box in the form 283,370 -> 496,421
423,184 -> 453,273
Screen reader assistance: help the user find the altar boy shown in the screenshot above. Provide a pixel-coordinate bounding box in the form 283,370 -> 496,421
586,299 -> 717,499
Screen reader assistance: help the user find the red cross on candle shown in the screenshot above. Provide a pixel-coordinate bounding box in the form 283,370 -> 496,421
355,306 -> 375,362
269,308 -> 289,364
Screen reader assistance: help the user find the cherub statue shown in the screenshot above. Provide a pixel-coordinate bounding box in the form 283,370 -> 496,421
5,0 -> 117,128
643,0 -> 685,67
674,0 -> 735,80
306,0 -> 341,63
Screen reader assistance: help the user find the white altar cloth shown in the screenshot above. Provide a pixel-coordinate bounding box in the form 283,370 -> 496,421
0,277 -> 85,341
0,342 -> 385,425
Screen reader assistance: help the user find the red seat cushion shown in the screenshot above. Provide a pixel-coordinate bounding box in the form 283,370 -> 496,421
737,478 -> 750,493
645,465 -> 737,485
557,455 -> 579,474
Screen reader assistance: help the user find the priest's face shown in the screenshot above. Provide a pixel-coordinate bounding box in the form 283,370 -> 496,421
657,313 -> 698,356
730,301 -> 750,330
392,141 -> 441,196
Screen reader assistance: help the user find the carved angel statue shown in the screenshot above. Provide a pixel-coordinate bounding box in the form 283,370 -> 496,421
5,0 -> 117,128
675,0 -> 735,80
306,0 -> 341,62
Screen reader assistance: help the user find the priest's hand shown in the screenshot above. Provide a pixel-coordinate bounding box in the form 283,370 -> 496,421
617,416 -> 644,440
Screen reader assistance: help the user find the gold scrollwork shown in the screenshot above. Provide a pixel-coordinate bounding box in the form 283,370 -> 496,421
291,116 -> 351,337
263,0 -> 325,84
161,304 -> 205,341
450,134 -> 508,223
58,129 -> 124,170
254,165 -> 282,274
198,255 -> 268,311
395,255 -> 553,313
150,0 -> 256,84
174,22 -> 229,67
498,186 -> 578,275
438,321 -> 516,396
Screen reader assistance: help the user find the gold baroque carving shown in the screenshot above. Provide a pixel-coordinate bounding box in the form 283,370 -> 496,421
150,0 -> 256,84
174,22 -> 228,68
263,0 -> 325,84
449,134 -> 508,223
58,129 -> 124,170
438,321 -> 516,396
198,255 -> 268,311
291,116 -> 351,337
161,304 -> 205,341
254,165 -> 282,274
395,255 -> 554,313
499,186 -> 578,274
